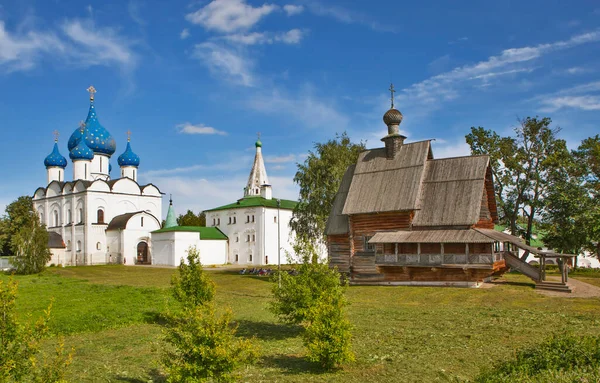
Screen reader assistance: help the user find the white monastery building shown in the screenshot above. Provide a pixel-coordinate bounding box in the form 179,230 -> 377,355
203,137 -> 297,266
156,137 -> 297,267
33,87 -> 162,266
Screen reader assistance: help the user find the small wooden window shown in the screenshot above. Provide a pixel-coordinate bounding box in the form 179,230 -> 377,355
96,242 -> 102,250
233,217 -> 236,224
252,234 -> 255,242
274,216 -> 277,223
252,215 -> 255,223
364,236 -> 375,252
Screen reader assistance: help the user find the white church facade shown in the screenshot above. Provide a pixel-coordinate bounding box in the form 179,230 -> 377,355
33,87 -> 163,266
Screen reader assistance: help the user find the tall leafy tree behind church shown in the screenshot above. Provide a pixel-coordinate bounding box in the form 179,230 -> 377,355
176,210 -> 206,227
291,132 -> 365,245
466,117 -> 570,257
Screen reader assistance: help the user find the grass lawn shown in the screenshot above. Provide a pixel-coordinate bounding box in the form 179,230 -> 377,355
2,266 -> 600,382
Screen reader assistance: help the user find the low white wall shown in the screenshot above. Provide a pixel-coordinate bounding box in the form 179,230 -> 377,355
151,231 -> 228,266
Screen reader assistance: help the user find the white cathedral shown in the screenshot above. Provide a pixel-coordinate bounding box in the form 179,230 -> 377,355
34,87 -> 162,266
34,87 -> 297,267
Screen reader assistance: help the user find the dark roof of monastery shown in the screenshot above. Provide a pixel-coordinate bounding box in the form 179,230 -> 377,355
48,231 -> 66,248
34,179 -> 162,197
326,141 -> 493,235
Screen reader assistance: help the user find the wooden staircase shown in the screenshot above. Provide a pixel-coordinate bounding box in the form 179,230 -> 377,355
502,252 -> 571,293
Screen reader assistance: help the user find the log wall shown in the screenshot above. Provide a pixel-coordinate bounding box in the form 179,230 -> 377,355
328,234 -> 351,273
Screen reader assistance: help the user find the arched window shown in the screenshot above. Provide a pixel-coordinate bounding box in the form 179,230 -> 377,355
39,212 -> 44,223
77,241 -> 82,252
235,254 -> 239,262
96,242 -> 102,250
67,209 -> 72,224
249,253 -> 253,262
79,208 -> 83,223
97,209 -> 104,224
53,210 -> 59,227
66,240 -> 71,251
141,217 -> 144,227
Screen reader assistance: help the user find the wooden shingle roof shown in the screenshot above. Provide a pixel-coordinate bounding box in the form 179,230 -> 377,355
412,155 -> 489,227
325,164 -> 355,235
369,229 -> 494,244
342,141 -> 431,215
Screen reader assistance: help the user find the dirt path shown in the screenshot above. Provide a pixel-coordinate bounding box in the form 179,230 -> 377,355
536,276 -> 600,298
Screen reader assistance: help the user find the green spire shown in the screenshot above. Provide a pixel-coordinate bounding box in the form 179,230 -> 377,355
165,195 -> 177,228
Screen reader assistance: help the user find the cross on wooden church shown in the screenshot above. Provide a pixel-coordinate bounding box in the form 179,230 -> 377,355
389,83 -> 396,108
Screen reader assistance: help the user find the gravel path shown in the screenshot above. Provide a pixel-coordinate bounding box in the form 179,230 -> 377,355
535,276 -> 600,298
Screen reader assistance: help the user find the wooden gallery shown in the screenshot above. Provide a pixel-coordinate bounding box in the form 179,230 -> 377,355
325,91 -> 565,287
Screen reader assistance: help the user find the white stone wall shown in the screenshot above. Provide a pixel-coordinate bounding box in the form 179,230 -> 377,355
152,231 -> 228,266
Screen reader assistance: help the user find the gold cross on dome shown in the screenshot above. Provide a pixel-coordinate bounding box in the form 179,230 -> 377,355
86,85 -> 97,101
79,120 -> 86,133
389,83 -> 396,109
257,132 -> 261,139
126,130 -> 132,142
52,130 -> 60,143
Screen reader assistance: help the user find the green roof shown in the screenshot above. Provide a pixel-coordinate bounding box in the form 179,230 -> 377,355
152,226 -> 228,240
204,196 -> 298,212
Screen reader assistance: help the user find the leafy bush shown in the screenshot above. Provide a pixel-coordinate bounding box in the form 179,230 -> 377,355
0,278 -> 72,382
171,246 -> 215,308
473,334 -> 600,382
162,304 -> 258,383
163,246 -> 257,382
303,293 -> 354,370
270,260 -> 346,325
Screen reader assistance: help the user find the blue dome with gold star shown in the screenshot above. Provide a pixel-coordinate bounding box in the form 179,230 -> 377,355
118,141 -> 140,167
69,134 -> 94,161
44,143 -> 67,168
68,87 -> 116,156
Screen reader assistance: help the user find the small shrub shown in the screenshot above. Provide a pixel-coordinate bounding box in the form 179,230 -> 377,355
303,293 -> 354,370
171,246 -> 215,308
0,278 -> 73,382
162,304 -> 258,383
49,263 -> 56,267
474,334 -> 600,382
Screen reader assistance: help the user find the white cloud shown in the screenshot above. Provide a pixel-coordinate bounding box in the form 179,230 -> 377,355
539,96 -> 600,112
534,81 -> 600,112
185,0 -> 278,33
246,87 -> 350,130
223,28 -> 305,45
565,66 -> 588,75
0,19 -> 137,73
192,42 -> 255,86
128,1 -> 146,26
61,20 -> 137,71
431,139 -> 471,159
401,30 -> 600,108
265,154 -> 296,163
177,122 -> 227,135
180,28 -> 190,39
305,2 -> 395,32
283,5 -> 304,16
0,20 -> 65,71
145,173 -> 299,217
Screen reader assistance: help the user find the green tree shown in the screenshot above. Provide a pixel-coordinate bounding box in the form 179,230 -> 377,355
9,212 -> 51,275
0,278 -> 72,382
176,210 -> 206,227
290,132 -> 364,246
0,197 -> 38,257
162,246 -> 257,382
466,117 -> 569,257
271,243 -> 353,370
171,246 -> 215,308
162,304 -> 257,383
303,292 -> 354,370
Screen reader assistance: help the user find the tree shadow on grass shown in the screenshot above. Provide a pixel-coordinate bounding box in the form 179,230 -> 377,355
260,354 -> 327,375
235,319 -> 302,341
114,368 -> 166,383
143,310 -> 170,326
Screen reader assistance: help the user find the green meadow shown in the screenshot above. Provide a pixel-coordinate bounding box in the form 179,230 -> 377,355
2,265 -> 600,382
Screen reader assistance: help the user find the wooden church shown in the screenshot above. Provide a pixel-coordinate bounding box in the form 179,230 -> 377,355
325,85 -> 569,287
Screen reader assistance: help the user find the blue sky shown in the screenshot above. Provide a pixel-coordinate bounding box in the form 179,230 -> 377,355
1,0 -> 600,218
